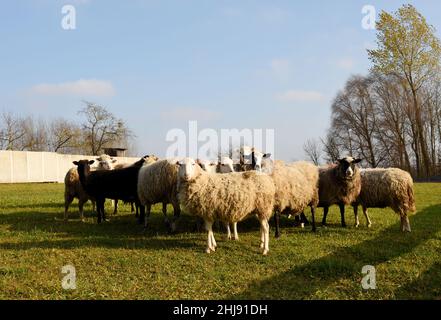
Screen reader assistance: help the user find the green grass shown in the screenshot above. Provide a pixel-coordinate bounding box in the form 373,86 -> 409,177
0,182 -> 440,300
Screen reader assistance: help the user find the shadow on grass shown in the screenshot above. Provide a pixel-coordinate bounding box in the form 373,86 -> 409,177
394,262 -> 441,299
228,204 -> 441,299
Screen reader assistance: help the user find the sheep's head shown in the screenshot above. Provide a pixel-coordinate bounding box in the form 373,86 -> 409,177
239,146 -> 271,172
252,151 -> 272,172
196,159 -> 217,172
73,160 -> 95,174
337,156 -> 361,180
95,154 -> 117,170
219,156 -> 234,173
177,157 -> 200,182
143,154 -> 159,165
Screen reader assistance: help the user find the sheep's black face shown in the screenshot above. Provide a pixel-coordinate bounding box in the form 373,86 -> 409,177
73,160 -> 95,174
337,157 -> 361,180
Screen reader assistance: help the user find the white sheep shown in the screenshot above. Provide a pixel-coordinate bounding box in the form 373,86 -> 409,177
137,159 -> 181,232
352,168 -> 416,232
272,160 -> 320,237
177,157 -> 276,255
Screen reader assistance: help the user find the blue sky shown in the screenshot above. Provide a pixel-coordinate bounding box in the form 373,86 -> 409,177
2,0 -> 441,160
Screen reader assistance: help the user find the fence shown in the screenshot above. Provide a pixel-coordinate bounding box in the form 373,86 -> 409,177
0,150 -> 139,184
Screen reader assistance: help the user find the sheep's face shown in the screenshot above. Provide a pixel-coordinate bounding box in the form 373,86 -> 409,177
197,159 -> 218,172
239,146 -> 271,172
73,160 -> 95,174
96,157 -> 117,170
337,157 -> 361,179
253,151 -> 272,172
219,157 -> 234,173
177,158 -> 198,181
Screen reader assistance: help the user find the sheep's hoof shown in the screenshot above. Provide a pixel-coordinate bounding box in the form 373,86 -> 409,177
81,218 -> 86,223
262,250 -> 269,256
205,248 -> 212,254
300,223 -> 305,229
355,223 -> 359,228
367,223 -> 372,228
233,236 -> 239,241
321,222 -> 327,227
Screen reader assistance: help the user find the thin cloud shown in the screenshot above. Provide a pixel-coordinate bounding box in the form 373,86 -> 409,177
276,90 -> 325,102
30,79 -> 115,97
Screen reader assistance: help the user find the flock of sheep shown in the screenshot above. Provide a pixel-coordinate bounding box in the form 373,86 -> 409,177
64,146 -> 416,255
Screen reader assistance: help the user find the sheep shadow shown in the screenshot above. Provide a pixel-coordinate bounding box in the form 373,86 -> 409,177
228,204 -> 441,299
0,207 -> 203,251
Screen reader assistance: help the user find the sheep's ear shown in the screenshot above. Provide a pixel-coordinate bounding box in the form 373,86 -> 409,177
263,153 -> 272,158
353,158 -> 362,164
112,159 -> 117,163
175,161 -> 181,166
88,160 -> 95,165
73,161 -> 79,166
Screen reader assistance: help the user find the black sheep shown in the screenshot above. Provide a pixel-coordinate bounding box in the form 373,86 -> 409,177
74,157 -> 147,223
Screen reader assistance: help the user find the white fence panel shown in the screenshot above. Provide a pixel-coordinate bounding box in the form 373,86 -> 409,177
0,151 -> 140,183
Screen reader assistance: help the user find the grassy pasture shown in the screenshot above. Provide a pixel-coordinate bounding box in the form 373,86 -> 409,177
0,182 -> 440,300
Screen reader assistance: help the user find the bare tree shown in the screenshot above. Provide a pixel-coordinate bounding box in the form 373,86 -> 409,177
303,138 -> 322,165
47,118 -> 82,153
0,112 -> 26,150
321,132 -> 340,164
79,101 -> 132,155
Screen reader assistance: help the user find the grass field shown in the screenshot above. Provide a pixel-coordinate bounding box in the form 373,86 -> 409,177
0,183 -> 440,300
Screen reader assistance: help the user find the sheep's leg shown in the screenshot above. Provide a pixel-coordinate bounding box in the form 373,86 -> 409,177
78,198 -> 86,222
339,203 -> 347,227
226,223 -> 232,240
97,199 -> 105,224
353,205 -> 360,228
138,204 -> 145,224
144,204 -> 151,229
170,201 -> 180,233
64,194 -> 74,221
232,222 -> 239,241
274,212 -> 281,238
91,200 -> 96,213
162,202 -> 171,231
260,219 -> 270,255
311,206 -> 316,232
138,204 -> 145,225
131,202 -> 135,214
300,212 -> 310,226
322,207 -> 329,226
400,214 -> 411,232
260,223 -> 265,249
205,220 -> 215,253
113,199 -> 118,215
362,206 -> 372,228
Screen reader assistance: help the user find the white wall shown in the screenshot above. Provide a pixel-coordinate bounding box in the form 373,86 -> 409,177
0,150 -> 140,183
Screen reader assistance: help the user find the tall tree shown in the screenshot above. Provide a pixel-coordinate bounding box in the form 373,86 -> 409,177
368,4 -> 441,177
79,101 -> 132,155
